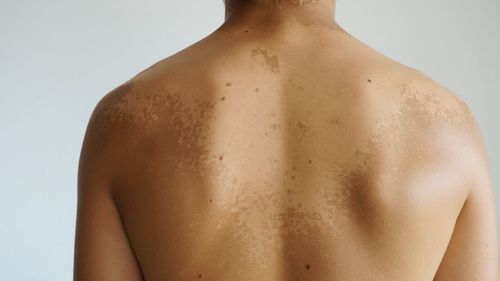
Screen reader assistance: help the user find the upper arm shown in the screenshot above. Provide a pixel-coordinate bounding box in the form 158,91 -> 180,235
433,99 -> 500,280
73,88 -> 144,281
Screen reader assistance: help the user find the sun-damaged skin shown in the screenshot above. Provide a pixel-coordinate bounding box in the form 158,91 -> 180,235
74,1 -> 499,280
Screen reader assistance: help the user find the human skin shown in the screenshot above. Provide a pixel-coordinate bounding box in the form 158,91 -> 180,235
73,0 -> 500,280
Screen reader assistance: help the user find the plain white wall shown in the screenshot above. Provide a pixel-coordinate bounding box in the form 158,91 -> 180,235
0,0 -> 498,280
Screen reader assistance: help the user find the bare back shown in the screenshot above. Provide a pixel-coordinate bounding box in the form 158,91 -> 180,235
74,24 -> 499,281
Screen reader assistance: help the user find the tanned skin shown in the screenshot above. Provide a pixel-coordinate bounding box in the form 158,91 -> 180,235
74,0 -> 500,280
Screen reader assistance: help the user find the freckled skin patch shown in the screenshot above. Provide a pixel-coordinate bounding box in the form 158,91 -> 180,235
276,206 -> 326,265
95,82 -> 163,133
315,79 -> 477,243
226,82 -> 232,87
295,121 -> 312,141
297,121 -> 309,133
215,182 -> 286,268
209,166 -> 328,272
319,81 -> 476,237
255,88 -> 260,93
368,83 -> 475,153
250,48 -> 280,73
322,178 -> 350,224
337,151 -> 379,229
96,81 -> 220,180
164,99 -> 217,177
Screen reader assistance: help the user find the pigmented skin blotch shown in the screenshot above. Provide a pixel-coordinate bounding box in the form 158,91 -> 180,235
97,81 -> 221,178
250,48 -> 280,73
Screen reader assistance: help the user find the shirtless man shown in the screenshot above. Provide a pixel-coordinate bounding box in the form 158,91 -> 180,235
73,0 -> 500,280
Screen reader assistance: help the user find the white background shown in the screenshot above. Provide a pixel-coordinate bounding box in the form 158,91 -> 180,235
1,0 -> 499,280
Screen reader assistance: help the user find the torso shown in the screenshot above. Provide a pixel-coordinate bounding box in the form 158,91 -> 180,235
99,25 -> 471,280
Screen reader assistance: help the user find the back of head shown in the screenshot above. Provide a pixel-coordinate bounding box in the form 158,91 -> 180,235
224,0 -> 310,7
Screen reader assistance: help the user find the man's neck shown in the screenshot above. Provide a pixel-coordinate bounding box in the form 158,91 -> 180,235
221,0 -> 338,32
